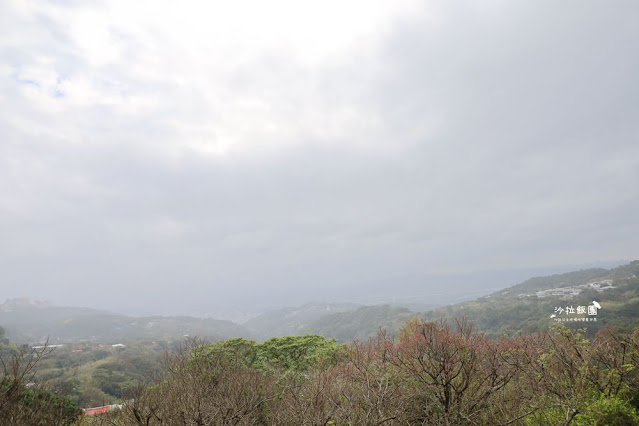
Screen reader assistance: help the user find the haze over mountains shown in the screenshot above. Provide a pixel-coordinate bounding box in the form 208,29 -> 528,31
3,260 -> 637,344
3,1 -> 639,328
6,260 -> 627,323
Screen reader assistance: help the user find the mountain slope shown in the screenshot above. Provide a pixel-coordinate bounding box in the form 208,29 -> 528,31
0,299 -> 251,343
423,260 -> 639,337
243,303 -> 360,340
304,304 -> 414,342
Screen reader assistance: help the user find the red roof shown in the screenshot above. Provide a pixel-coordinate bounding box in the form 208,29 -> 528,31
83,406 -> 111,416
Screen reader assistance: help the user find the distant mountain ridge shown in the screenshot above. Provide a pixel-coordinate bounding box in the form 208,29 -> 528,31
250,260 -> 639,341
3,260 -> 637,344
0,299 -> 251,344
1,297 -> 53,310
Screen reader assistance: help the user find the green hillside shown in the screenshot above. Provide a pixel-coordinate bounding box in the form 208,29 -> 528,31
424,260 -> 639,337
304,304 -> 414,342
243,303 -> 359,340
245,261 -> 639,342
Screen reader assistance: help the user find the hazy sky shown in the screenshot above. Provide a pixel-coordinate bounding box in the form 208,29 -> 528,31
1,0 -> 638,315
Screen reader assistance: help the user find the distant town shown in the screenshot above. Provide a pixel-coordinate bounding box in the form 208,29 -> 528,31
519,279 -> 616,299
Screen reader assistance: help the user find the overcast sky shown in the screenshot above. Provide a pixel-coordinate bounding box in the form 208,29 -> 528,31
1,0 -> 638,316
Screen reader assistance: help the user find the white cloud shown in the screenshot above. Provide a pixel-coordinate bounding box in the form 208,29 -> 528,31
3,0 -> 424,158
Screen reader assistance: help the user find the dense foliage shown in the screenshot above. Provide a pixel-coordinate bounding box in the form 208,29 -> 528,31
31,340 -> 169,408
113,321 -> 639,425
3,318 -> 639,424
0,341 -> 82,425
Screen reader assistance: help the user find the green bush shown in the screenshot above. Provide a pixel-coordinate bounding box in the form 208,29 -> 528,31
575,395 -> 639,426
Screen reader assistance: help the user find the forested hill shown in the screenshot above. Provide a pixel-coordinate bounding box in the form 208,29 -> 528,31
303,304 -> 414,342
424,260 -> 639,337
0,298 -> 251,343
243,303 -> 359,339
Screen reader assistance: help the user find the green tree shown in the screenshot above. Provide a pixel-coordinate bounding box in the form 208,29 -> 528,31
257,334 -> 341,371
1,343 -> 81,425
574,394 -> 639,425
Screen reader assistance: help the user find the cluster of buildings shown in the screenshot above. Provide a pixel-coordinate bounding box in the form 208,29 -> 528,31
533,279 -> 615,299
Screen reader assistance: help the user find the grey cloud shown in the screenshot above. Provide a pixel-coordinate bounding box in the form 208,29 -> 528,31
1,0 -> 637,315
